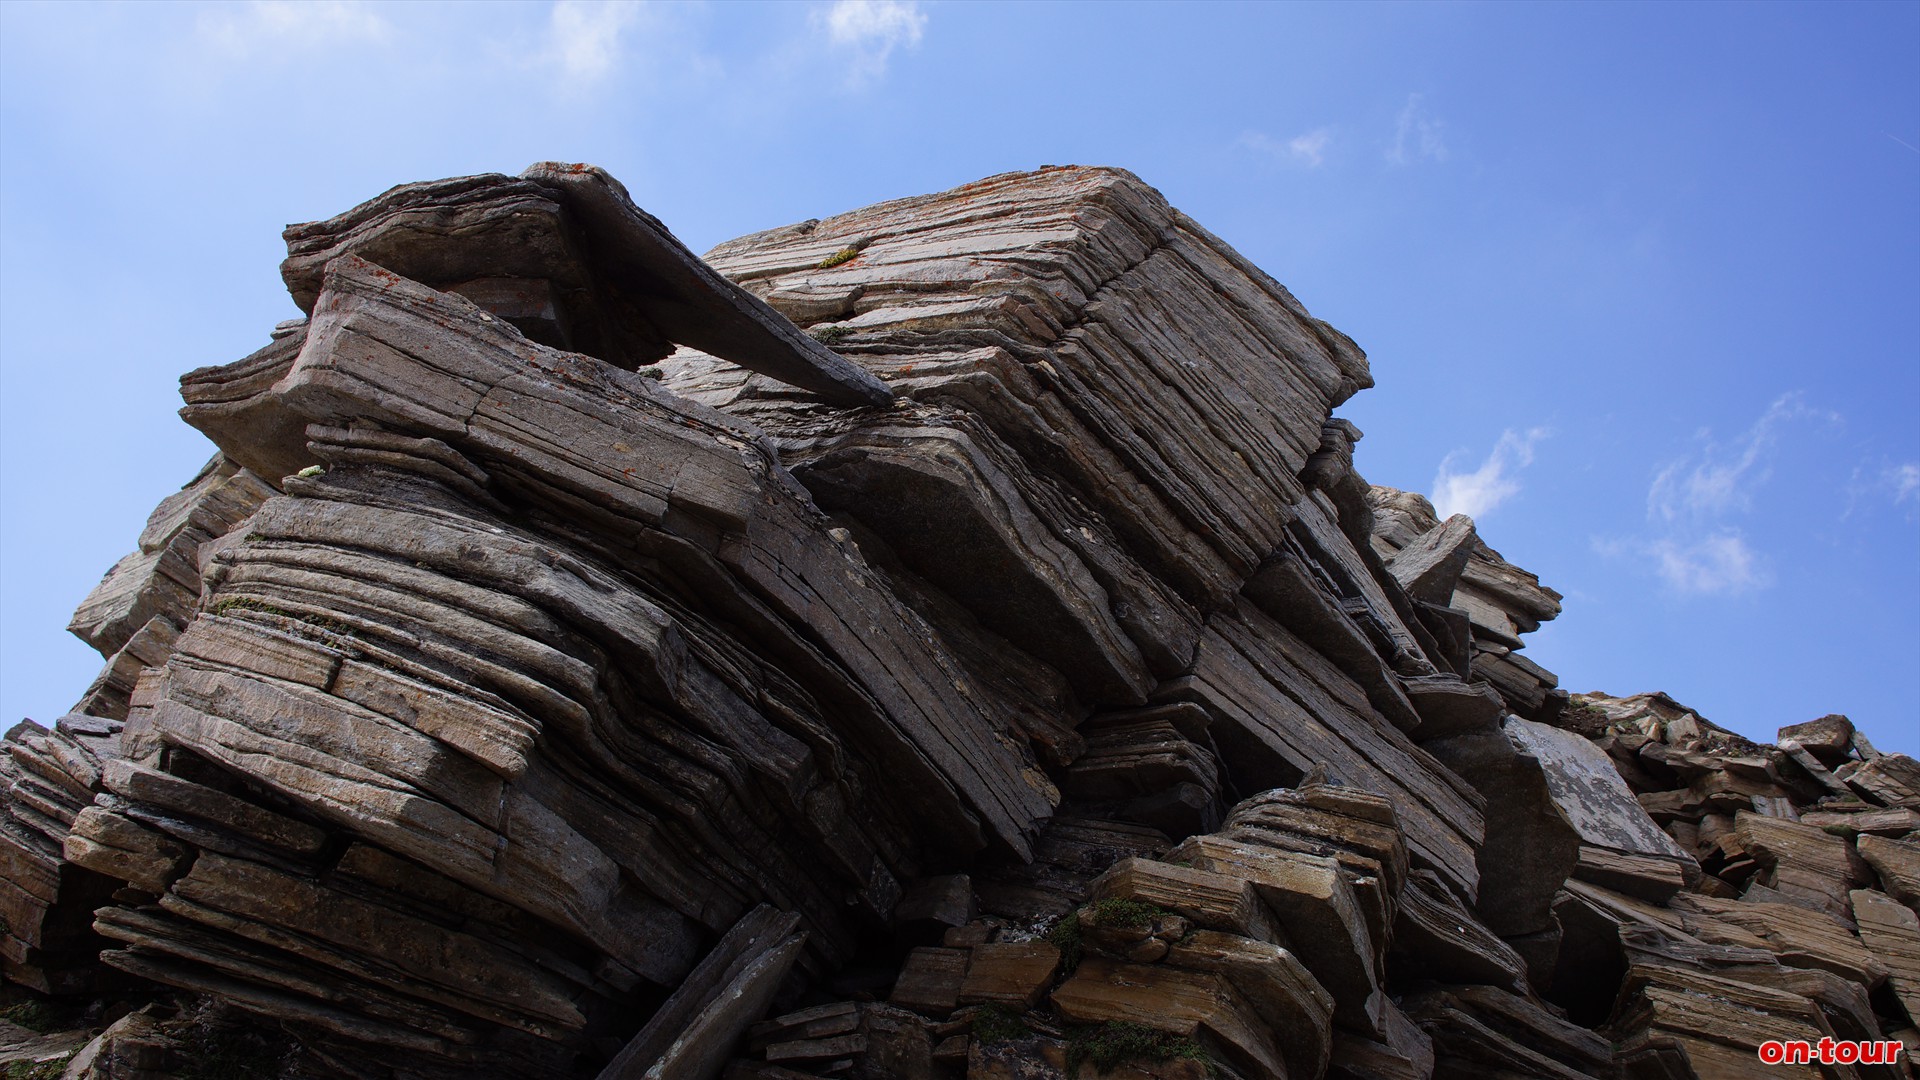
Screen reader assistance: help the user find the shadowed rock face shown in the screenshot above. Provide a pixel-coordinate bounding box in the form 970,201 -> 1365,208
4,166 -> 1916,1080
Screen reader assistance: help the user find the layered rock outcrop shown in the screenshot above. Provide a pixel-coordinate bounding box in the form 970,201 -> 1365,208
3,165 -> 1914,1079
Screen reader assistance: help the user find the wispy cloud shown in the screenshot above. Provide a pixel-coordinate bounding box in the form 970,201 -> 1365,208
1432,427 -> 1548,519
1645,533 -> 1770,595
1600,393 -> 1838,597
1387,93 -> 1447,166
813,0 -> 926,88
1288,130 -> 1332,167
542,0 -> 644,83
198,0 -> 392,55
1238,129 -> 1334,168
1888,462 -> 1920,504
1841,458 -> 1920,522
1646,392 -> 1831,523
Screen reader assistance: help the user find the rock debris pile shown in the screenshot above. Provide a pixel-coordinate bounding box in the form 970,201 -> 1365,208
2,165 -> 1915,1079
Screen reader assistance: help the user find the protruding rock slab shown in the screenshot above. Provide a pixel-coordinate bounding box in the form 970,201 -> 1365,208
1089,857 -> 1277,944
957,942 -> 1061,1010
1671,893 -> 1888,987
1800,807 -> 1918,839
1220,784 -> 1409,953
1495,716 -> 1698,913
1385,513 -> 1478,607
1852,889 -> 1920,1028
1164,929 -> 1333,1080
1365,485 -> 1562,646
1051,956 -> 1289,1080
1607,963 -> 1870,1079
1506,718 -> 1695,866
525,162 -> 894,407
1169,834 -> 1384,1034
1859,835 -> 1920,910
280,165 -> 892,406
1840,753 -> 1920,808
1779,715 -> 1855,766
178,330 -> 315,484
891,947 -> 969,1016
1162,598 -> 1484,904
0,715 -> 122,994
1327,999 -> 1433,1080
1731,811 -> 1863,923
67,454 -> 273,677
599,905 -> 807,1080
1400,675 -> 1506,742
1390,870 -> 1531,994
1422,721 -> 1579,941
1572,845 -> 1689,904
1404,984 -> 1611,1080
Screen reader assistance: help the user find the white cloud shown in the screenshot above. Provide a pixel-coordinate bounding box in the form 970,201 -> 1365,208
198,1 -> 391,54
1387,93 -> 1447,166
814,0 -> 926,87
1432,427 -> 1548,520
1646,533 -> 1769,596
1288,129 -> 1332,167
1238,128 -> 1333,168
1840,458 -> 1920,521
1888,462 -> 1920,504
1646,392 -> 1830,523
544,0 -> 644,82
1600,393 -> 1842,597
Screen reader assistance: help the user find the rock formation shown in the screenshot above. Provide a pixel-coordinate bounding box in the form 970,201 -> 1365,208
2,164 -> 1915,1079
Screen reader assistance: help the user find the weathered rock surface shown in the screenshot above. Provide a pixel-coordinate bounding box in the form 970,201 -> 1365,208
1,714 -> 122,994
4,164 -> 1913,1080
66,456 -> 275,722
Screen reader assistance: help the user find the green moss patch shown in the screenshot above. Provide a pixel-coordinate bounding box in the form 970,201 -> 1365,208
0,995 -> 81,1034
4,1056 -> 74,1080
1088,898 -> 1166,930
1064,1021 -> 1209,1076
1047,910 -> 1085,972
970,1003 -> 1031,1045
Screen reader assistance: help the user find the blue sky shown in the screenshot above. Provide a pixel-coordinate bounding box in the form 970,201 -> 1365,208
2,1 -> 1916,755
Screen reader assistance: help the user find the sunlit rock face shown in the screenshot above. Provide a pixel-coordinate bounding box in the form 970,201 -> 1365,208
4,165 -> 1915,1080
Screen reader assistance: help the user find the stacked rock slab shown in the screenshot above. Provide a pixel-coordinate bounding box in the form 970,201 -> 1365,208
1366,486 -> 1565,722
0,714 -> 122,994
1,165 -> 1913,1080
1551,691 -> 1920,1070
4,449 -> 274,996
